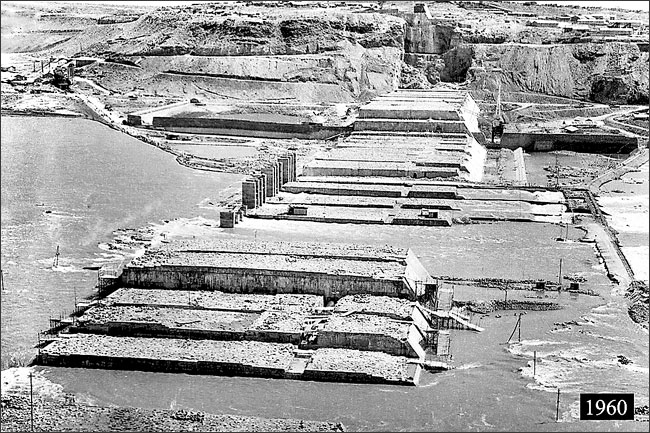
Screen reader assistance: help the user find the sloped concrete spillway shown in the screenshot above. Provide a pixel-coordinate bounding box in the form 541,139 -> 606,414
37,239 -> 478,386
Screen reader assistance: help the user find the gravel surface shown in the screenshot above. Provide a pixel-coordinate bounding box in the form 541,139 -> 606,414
321,314 -> 409,341
249,310 -> 306,333
0,394 -> 345,432
156,238 -> 406,259
106,288 -> 323,312
78,305 -> 259,332
334,295 -> 415,320
308,348 -> 411,382
129,251 -> 406,279
42,334 -> 295,368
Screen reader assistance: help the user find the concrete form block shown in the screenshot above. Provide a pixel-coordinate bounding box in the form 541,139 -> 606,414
288,152 -> 297,182
254,172 -> 267,204
273,162 -> 280,194
278,157 -> 290,186
253,176 -> 262,207
219,211 -> 235,228
242,179 -> 257,209
263,166 -> 276,198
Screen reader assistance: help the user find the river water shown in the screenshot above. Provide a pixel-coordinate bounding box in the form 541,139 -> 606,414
1,116 -> 242,367
1,116 -> 648,431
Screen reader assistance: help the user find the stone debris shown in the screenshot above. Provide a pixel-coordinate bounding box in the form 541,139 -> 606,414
334,294 -> 415,320
160,238 -> 406,259
42,334 -> 295,369
78,305 -> 259,332
322,314 -> 409,341
129,250 -> 407,279
0,394 -> 345,432
106,288 -> 323,312
249,310 -> 306,333
308,348 -> 411,383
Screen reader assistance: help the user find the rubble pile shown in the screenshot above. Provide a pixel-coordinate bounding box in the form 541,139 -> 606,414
308,348 -> 411,382
42,334 -> 295,368
334,294 -> 415,320
0,394 -> 345,432
322,314 -> 409,341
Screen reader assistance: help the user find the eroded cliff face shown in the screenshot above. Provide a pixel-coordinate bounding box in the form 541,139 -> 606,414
457,42 -> 649,104
53,7 -> 406,102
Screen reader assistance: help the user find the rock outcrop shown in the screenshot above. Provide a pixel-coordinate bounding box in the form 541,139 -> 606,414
462,42 -> 649,104
49,5 -> 406,103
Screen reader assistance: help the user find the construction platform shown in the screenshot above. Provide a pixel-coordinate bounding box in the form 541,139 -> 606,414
34,238 -> 482,385
121,239 -> 435,301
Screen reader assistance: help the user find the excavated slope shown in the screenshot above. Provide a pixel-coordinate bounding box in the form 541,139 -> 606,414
460,42 -> 649,104
48,6 -> 406,102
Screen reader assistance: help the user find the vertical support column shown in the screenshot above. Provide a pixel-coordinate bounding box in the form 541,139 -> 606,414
219,211 -> 235,228
263,165 -> 276,198
278,156 -> 290,186
258,172 -> 267,204
242,179 -> 257,210
253,175 -> 262,208
292,152 -> 297,181
273,162 -> 280,195
288,152 -> 296,182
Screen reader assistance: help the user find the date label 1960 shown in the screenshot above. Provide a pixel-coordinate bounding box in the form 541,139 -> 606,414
580,393 -> 634,420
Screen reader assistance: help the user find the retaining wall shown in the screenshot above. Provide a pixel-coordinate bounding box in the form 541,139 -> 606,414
72,322 -> 302,345
302,362 -> 420,386
151,117 -> 350,139
38,351 -> 420,385
354,119 -> 469,134
120,266 -> 412,301
38,353 -> 287,378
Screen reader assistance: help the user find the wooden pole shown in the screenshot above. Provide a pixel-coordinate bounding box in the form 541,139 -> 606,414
558,258 -> 563,288
29,372 -> 34,432
518,313 -> 521,342
555,388 -> 561,421
533,351 -> 536,376
53,245 -> 60,268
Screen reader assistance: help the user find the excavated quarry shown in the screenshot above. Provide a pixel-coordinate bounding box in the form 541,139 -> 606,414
36,4 -> 406,103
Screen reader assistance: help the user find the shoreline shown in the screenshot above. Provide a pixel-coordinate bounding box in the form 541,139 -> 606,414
1,101 -> 238,177
0,391 -> 345,432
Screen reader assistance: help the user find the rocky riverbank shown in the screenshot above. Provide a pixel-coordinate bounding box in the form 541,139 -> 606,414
0,394 -> 345,432
627,280 -> 649,329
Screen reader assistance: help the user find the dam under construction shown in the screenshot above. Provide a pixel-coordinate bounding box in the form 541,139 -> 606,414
31,85 -> 645,394
2,0 -> 648,430
37,238 -> 472,386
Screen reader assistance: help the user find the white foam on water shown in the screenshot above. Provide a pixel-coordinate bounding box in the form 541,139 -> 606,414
456,362 -> 482,370
49,265 -> 85,273
480,414 -> 494,427
418,380 -> 439,388
578,331 -> 632,344
559,400 -> 581,423
1,367 -> 64,400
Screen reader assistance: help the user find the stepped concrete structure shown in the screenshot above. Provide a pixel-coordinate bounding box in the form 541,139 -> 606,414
120,239 -> 435,302
304,89 -> 486,183
37,239 -> 462,386
248,86 -> 570,226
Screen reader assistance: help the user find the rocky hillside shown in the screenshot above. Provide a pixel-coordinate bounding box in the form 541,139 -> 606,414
393,1 -> 649,104
460,42 -> 649,104
46,4 -> 406,103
